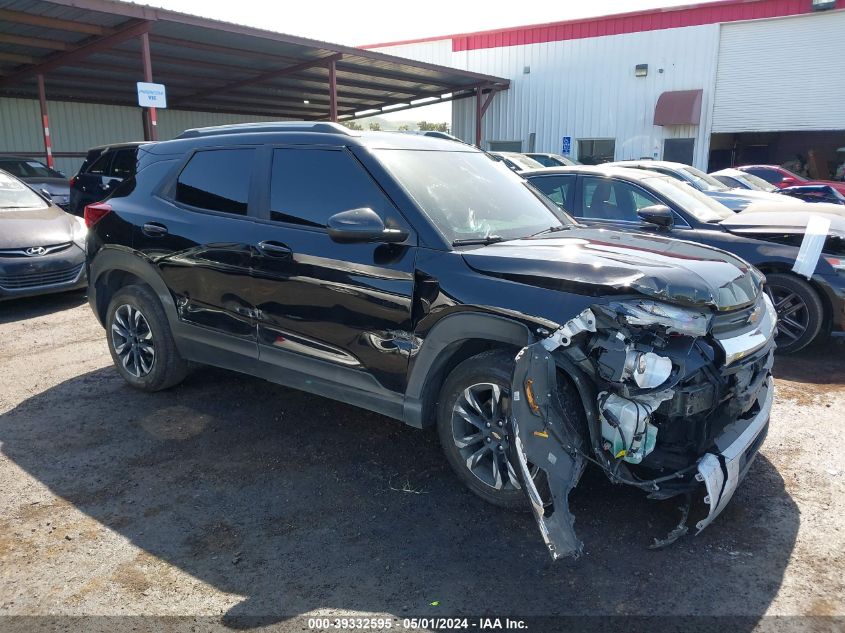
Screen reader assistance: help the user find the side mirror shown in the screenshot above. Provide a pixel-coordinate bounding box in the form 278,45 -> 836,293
637,204 -> 674,229
781,176 -> 797,186
40,188 -> 53,201
327,208 -> 409,244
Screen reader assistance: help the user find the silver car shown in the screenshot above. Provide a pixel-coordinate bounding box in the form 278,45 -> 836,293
0,169 -> 87,301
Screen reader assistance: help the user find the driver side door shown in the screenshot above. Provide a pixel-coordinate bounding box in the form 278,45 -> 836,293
248,145 -> 417,395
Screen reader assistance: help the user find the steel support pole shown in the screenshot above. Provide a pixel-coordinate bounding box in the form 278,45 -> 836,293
475,86 -> 483,148
140,31 -> 157,141
328,58 -> 338,122
36,74 -> 54,168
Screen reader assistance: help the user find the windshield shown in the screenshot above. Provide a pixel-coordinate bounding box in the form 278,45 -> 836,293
373,149 -> 573,243
0,159 -> 63,179
496,153 -> 544,171
0,172 -> 47,209
735,172 -> 777,192
643,175 -> 734,223
680,165 -> 728,192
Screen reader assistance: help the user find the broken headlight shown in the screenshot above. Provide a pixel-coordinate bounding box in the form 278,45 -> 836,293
611,300 -> 712,338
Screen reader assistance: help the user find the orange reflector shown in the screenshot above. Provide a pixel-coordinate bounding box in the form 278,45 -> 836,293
524,378 -> 540,414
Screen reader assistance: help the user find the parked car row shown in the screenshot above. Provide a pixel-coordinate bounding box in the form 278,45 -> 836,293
523,165 -> 845,354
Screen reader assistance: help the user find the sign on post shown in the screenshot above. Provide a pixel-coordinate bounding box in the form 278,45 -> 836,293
136,82 -> 167,108
561,136 -> 572,155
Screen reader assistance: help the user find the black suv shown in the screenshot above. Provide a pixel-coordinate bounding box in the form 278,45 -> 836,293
86,123 -> 776,559
69,142 -> 146,216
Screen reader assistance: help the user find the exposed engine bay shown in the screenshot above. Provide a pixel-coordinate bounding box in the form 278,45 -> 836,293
508,293 -> 777,560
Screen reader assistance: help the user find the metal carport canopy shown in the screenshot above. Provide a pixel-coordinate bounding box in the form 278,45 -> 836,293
0,0 -> 509,135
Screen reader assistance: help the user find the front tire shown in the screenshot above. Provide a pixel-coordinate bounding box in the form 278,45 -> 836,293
106,284 -> 188,391
437,349 -> 539,510
766,273 -> 824,354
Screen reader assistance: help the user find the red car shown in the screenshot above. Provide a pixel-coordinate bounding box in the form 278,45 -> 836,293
737,164 -> 845,196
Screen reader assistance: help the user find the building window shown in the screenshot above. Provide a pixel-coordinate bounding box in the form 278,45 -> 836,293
488,140 -> 523,152
577,139 -> 616,165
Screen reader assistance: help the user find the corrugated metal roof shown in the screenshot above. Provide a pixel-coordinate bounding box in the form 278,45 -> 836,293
0,0 -> 508,120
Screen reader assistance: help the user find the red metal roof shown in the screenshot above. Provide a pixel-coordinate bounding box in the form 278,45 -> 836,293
361,0 -> 838,52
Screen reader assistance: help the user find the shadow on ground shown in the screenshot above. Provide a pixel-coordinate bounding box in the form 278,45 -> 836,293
0,364 -> 798,626
0,290 -> 87,325
773,337 -> 845,386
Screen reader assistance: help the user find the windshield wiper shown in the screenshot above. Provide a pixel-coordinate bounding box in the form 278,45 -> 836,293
452,235 -> 507,246
529,224 -> 570,238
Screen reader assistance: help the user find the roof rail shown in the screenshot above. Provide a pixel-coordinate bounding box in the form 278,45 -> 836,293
174,121 -> 358,139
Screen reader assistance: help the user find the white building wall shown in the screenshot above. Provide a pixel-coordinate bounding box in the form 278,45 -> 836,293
374,25 -> 721,169
713,10 -> 845,133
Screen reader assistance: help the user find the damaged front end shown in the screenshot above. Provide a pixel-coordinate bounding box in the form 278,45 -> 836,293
509,293 -> 777,560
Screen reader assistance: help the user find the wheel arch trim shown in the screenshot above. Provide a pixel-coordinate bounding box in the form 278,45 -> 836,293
89,247 -> 179,329
402,312 -> 534,427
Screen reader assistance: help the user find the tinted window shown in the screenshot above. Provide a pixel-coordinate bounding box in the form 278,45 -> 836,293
269,148 -> 394,228
87,152 -> 112,176
529,175 -> 575,209
527,155 -> 557,167
714,175 -> 743,189
175,149 -> 254,215
580,177 -> 660,222
110,149 -> 136,179
746,167 -> 781,185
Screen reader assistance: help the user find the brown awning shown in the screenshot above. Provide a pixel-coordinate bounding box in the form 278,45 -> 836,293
653,89 -> 703,126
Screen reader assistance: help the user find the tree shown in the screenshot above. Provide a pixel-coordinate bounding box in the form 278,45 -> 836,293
368,121 -> 381,131
342,120 -> 363,130
398,124 -> 411,131
418,121 -> 449,133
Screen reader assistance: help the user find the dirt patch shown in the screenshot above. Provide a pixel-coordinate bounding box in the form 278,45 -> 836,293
0,292 -> 843,622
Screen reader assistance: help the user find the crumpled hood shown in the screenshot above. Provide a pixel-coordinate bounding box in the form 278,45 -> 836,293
461,228 -> 761,310
0,205 -> 78,248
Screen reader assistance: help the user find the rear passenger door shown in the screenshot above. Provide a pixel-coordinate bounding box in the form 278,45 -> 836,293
249,145 -> 417,394
134,146 -> 268,355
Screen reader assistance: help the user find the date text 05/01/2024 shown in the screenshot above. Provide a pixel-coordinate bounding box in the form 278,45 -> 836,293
307,617 -> 528,630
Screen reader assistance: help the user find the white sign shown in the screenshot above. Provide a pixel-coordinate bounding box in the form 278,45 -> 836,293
137,82 -> 167,108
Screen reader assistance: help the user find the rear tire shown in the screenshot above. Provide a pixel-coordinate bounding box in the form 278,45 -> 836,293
106,284 -> 188,391
437,349 -> 538,510
766,272 -> 824,354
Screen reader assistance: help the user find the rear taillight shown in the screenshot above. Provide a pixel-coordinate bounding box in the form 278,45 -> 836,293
84,202 -> 112,228
69,176 -> 77,187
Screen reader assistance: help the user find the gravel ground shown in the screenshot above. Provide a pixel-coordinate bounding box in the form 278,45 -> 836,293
0,291 -> 843,630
